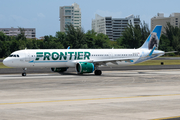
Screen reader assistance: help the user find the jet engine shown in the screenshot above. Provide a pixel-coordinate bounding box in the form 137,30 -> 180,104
76,62 -> 94,74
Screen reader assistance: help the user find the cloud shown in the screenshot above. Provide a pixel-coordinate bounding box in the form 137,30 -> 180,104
95,10 -> 122,18
37,13 -> 45,18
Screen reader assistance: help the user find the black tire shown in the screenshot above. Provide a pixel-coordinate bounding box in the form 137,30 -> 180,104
95,70 -> 102,75
98,70 -> 102,75
22,72 -> 26,76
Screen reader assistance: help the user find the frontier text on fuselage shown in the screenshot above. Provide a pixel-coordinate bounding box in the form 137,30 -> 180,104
36,52 -> 91,61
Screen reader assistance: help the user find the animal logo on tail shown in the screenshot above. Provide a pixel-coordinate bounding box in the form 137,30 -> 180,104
148,32 -> 159,50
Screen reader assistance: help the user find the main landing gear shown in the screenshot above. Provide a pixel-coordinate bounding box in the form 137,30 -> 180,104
22,68 -> 27,76
94,70 -> 102,75
94,66 -> 102,75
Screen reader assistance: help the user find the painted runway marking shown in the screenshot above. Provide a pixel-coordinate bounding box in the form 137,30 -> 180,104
152,116 -> 180,120
0,94 -> 180,105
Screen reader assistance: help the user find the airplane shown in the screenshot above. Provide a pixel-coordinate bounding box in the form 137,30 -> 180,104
3,25 -> 168,76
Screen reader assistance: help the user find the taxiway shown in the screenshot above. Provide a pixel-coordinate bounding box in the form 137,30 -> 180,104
0,70 -> 180,120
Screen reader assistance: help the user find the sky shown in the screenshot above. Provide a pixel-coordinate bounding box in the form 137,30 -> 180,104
0,0 -> 180,38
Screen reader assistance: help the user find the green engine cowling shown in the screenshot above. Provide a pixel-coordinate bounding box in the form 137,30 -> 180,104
51,67 -> 68,72
76,62 -> 94,74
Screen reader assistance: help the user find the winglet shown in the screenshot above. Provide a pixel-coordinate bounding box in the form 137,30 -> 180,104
67,46 -> 70,49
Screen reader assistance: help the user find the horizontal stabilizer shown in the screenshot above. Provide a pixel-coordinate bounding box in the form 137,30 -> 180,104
164,51 -> 177,54
150,51 -> 176,56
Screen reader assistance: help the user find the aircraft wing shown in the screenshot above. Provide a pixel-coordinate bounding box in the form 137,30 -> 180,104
73,57 -> 139,66
92,57 -> 138,63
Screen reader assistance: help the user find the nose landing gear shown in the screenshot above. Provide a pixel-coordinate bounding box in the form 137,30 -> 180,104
22,68 -> 27,76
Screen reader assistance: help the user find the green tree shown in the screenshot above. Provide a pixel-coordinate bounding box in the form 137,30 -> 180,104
140,21 -> 150,45
159,34 -> 173,52
55,31 -> 66,42
85,30 -> 96,48
16,27 -> 26,41
160,22 -> 180,55
119,24 -> 141,48
65,24 -> 87,48
117,22 -> 150,49
116,37 -> 125,48
0,32 -> 8,41
1,41 -> 11,57
95,33 -> 111,48
10,39 -> 19,52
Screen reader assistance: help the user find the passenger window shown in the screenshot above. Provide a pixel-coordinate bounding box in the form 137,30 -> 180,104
17,55 -> 19,57
14,55 -> 16,57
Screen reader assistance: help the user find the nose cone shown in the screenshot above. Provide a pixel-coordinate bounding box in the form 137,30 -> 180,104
3,58 -> 12,67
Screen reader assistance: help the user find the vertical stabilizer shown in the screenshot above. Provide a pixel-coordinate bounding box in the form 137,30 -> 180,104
140,25 -> 162,50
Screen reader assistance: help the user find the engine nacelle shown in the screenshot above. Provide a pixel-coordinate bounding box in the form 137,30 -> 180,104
51,67 -> 68,72
76,62 -> 94,74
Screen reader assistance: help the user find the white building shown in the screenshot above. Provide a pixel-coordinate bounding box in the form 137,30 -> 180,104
92,14 -> 106,35
0,27 -> 36,39
151,13 -> 180,33
92,14 -> 140,41
60,3 -> 81,32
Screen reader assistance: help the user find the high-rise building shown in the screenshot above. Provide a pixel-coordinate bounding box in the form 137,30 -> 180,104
0,27 -> 36,39
92,14 -> 140,41
60,3 -> 81,32
151,13 -> 180,33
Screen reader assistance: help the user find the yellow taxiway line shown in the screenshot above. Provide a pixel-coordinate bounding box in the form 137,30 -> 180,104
152,116 -> 180,120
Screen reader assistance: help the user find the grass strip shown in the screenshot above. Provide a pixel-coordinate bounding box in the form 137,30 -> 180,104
0,63 -> 11,68
134,60 -> 180,66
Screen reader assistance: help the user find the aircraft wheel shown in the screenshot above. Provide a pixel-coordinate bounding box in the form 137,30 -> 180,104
22,68 -> 27,76
94,70 -> 102,75
22,72 -> 26,76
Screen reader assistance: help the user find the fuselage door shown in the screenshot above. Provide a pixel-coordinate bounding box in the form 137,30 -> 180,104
25,52 -> 30,62
29,52 -> 35,67
109,52 -> 113,59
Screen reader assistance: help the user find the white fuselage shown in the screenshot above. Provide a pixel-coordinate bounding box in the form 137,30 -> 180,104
3,49 -> 164,68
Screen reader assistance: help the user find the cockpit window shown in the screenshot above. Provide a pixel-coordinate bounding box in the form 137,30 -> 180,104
9,54 -> 19,57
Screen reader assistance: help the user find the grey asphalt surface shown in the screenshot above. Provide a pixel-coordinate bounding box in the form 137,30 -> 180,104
0,69 -> 180,120
1,65 -> 180,74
